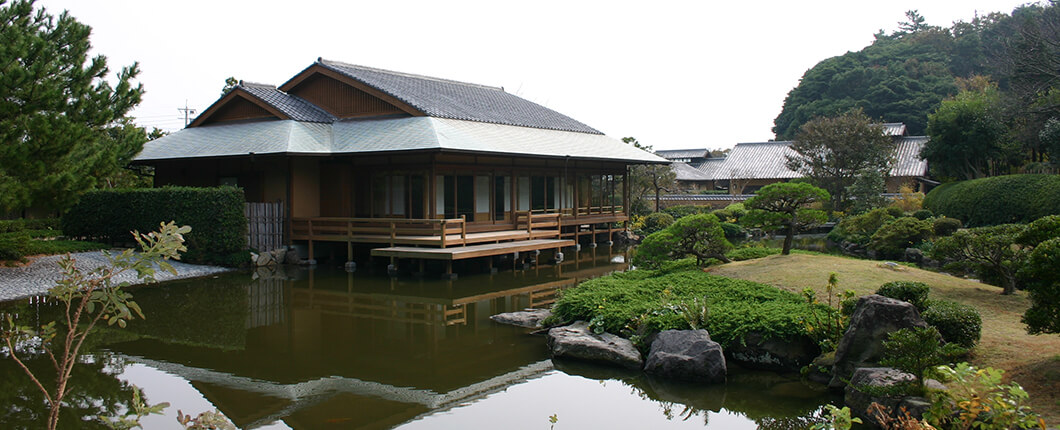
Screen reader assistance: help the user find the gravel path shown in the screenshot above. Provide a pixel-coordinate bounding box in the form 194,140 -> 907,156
0,250 -> 231,302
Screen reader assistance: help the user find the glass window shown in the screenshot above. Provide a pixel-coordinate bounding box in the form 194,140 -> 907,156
495,176 -> 510,221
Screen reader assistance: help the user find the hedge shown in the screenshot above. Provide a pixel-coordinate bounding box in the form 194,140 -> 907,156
923,175 -> 1060,227
62,187 -> 248,266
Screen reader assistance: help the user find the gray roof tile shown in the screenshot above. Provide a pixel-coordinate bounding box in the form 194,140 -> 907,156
238,82 -> 336,123
316,59 -> 602,134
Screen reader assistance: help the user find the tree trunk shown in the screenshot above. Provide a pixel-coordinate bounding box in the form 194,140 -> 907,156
782,221 -> 796,255
1001,272 -> 1017,295
655,188 -> 661,212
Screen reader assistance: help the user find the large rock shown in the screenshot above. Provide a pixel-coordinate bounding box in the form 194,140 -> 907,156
490,309 -> 552,328
844,367 -> 927,427
830,295 -> 927,388
644,329 -> 726,384
614,230 -> 641,245
726,331 -> 820,372
547,321 -> 643,370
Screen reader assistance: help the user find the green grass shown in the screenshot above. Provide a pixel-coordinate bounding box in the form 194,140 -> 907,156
709,253 -> 1060,425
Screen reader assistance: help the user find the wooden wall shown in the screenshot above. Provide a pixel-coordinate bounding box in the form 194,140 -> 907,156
199,96 -> 277,125
288,74 -> 406,118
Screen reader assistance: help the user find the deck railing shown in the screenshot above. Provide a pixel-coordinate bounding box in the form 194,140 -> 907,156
291,216 -> 467,247
516,211 -> 561,239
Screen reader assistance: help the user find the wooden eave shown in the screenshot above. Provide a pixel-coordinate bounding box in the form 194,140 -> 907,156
188,88 -> 291,128
278,63 -> 425,117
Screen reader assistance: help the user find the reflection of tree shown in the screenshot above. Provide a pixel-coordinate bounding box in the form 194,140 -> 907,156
0,353 -> 136,429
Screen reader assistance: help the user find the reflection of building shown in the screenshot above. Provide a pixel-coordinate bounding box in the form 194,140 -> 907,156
134,59 -> 665,269
109,247 -> 628,429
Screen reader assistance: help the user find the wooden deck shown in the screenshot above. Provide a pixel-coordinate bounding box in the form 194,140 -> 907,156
371,239 -> 575,261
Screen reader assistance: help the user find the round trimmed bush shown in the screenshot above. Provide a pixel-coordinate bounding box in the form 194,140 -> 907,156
912,209 -> 934,220
876,281 -> 930,311
868,217 -> 933,259
922,300 -> 982,348
638,212 -> 674,236
720,222 -> 745,239
1016,214 -> 1060,247
923,174 -> 1060,227
932,216 -> 962,237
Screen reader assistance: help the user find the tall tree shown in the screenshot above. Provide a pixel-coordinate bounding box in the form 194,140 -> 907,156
0,0 -> 145,213
623,137 -> 675,214
786,109 -> 893,211
923,83 -> 1012,180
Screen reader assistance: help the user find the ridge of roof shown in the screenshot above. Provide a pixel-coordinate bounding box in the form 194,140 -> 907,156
238,81 -> 276,89
317,58 -> 503,91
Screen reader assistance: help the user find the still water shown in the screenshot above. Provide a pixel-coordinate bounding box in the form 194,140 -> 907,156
1,246 -> 835,429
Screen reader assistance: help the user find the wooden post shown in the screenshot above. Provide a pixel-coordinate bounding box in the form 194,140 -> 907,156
460,215 -> 467,245
389,221 -> 396,247
440,219 -> 447,248
308,219 -> 315,261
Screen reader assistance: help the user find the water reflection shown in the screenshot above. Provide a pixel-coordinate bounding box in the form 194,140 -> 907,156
1,245 -> 834,429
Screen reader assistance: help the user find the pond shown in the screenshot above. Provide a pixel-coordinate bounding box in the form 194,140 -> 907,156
1,246 -> 837,429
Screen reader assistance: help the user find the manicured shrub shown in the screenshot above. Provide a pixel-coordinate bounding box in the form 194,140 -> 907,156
720,222 -> 745,239
828,207 -> 897,245
1016,214 -> 1060,247
922,299 -> 982,348
632,231 -> 678,269
0,232 -> 31,261
881,326 -> 966,389
638,212 -> 674,236
912,209 -> 934,220
1020,237 -> 1060,335
868,217 -> 933,259
876,281 -> 930,311
923,174 -> 1060,227
885,206 -> 905,218
726,246 -> 781,261
661,205 -> 711,220
932,216 -> 962,237
931,224 -> 1028,295
63,187 -> 248,266
0,219 -> 26,234
550,266 -> 825,349
712,203 -> 747,223
635,214 -> 731,268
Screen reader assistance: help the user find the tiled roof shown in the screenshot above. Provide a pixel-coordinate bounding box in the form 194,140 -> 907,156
705,141 -> 802,181
656,149 -> 709,160
696,158 -> 726,178
315,59 -> 603,134
237,82 -> 336,123
136,117 -> 667,164
880,123 -> 907,136
672,161 -> 712,181
890,136 -> 929,177
703,137 -> 929,181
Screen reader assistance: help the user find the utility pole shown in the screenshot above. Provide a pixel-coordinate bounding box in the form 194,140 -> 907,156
177,100 -> 196,127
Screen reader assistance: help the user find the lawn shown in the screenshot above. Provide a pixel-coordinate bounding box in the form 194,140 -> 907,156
709,253 -> 1060,424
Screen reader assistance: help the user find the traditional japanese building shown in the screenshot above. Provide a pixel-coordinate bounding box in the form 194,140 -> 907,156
134,59 -> 665,270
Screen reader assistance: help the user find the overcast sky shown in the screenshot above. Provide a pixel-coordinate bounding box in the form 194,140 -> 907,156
38,0 -> 1035,150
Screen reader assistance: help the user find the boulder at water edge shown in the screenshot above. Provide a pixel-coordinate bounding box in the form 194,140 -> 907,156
830,295 -> 927,388
726,331 -> 819,372
490,309 -> 552,328
644,329 -> 726,384
845,367 -> 929,427
547,321 -> 643,370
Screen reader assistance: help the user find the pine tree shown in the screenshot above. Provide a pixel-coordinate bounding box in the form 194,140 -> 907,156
0,0 -> 146,213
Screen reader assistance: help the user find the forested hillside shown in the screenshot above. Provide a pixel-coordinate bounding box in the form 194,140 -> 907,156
773,4 -> 1060,173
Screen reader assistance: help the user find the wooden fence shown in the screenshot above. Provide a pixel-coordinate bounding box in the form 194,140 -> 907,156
246,202 -> 285,252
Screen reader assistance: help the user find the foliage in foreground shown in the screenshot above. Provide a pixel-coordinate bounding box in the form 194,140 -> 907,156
550,260 -> 830,349
925,363 -> 1046,430
1,222 -> 188,429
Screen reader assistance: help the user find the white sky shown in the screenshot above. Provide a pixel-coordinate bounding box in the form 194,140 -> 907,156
37,0 -> 1034,150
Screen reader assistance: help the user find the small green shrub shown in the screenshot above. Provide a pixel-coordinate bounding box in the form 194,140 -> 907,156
0,232 -> 31,261
828,208 -> 897,245
1016,214 -> 1060,247
0,218 -> 60,234
925,363 -> 1046,430
868,217 -> 933,259
661,205 -> 711,220
923,174 -> 1060,227
932,216 -> 962,237
63,187 -> 247,266
726,246 -> 781,261
922,300 -> 982,348
912,209 -> 934,220
876,281 -> 930,311
1019,237 -> 1060,335
0,219 -> 26,233
712,203 -> 747,223
881,327 -> 967,392
885,206 -> 905,218
719,222 -> 745,239
638,212 -> 674,236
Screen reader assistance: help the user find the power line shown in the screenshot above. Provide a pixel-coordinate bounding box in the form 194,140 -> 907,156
177,100 -> 196,127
